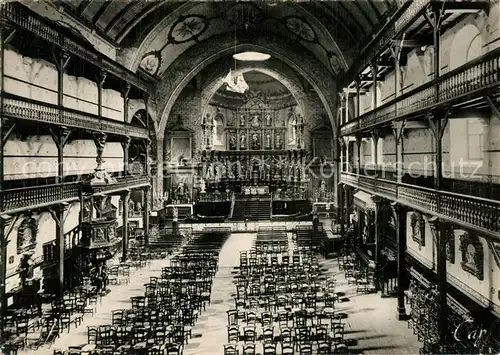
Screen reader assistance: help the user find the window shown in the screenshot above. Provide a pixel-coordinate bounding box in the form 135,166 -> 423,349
466,119 -> 484,161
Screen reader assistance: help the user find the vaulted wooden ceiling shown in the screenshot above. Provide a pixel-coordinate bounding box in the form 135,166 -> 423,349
53,0 -> 398,76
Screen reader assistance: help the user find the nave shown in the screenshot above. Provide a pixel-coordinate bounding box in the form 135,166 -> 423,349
23,231 -> 419,355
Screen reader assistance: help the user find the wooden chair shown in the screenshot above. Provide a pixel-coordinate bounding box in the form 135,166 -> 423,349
242,343 -> 256,355
224,343 -> 239,355
263,343 -> 277,355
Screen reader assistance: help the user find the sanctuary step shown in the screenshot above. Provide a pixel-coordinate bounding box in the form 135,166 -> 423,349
230,197 -> 271,221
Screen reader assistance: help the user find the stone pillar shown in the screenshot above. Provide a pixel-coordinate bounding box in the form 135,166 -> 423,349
392,202 -> 408,320
373,197 -> 381,292
0,215 -> 12,340
121,191 -> 131,261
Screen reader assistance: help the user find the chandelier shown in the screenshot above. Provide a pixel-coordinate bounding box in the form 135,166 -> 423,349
224,69 -> 249,94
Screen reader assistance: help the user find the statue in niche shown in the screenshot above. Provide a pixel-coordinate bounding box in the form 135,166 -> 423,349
128,199 -> 134,217
239,114 -> 246,127
250,114 -> 260,128
240,133 -> 246,149
200,179 -> 206,193
229,134 -> 237,150
177,180 -> 185,196
320,180 -> 326,195
465,244 -> 476,270
265,132 -> 272,149
18,251 -> 35,287
275,133 -> 283,149
265,113 -> 272,126
251,133 -> 260,150
289,116 -> 297,143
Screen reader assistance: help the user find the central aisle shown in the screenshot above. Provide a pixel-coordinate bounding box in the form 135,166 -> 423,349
184,233 -> 256,355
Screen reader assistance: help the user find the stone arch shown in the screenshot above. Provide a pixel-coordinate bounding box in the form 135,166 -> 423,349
449,23 -> 482,70
155,32 -> 338,142
200,66 -> 307,120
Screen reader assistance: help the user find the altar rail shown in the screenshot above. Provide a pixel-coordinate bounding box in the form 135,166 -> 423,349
2,93 -> 149,139
341,172 -> 500,238
341,45 -> 500,136
0,2 -> 153,94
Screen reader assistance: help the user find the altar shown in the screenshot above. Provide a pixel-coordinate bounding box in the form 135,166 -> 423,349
242,185 -> 269,195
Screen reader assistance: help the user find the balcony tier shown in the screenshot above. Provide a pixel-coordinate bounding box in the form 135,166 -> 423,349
2,93 -> 149,139
0,175 -> 150,215
341,172 -> 500,239
0,2 -> 153,95
341,46 -> 500,136
341,0 -> 486,88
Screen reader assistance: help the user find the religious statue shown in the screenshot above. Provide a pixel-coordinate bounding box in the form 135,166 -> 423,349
136,201 -> 142,212
265,132 -> 272,149
290,116 -> 297,143
251,133 -> 260,150
200,179 -> 206,193
320,180 -> 326,196
18,251 -> 35,288
250,114 -> 260,127
128,199 -> 134,217
177,181 -> 185,196
265,113 -> 272,126
275,133 -> 283,149
229,134 -> 237,150
240,114 -> 246,127
240,133 -> 246,149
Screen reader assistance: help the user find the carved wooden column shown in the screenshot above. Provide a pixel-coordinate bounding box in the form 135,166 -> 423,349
429,217 -> 448,351
355,77 -> 361,119
373,196 -> 381,291
372,130 -> 380,167
97,71 -> 107,119
143,185 -> 151,244
355,135 -> 362,180
392,202 -> 408,319
371,63 -> 378,110
121,190 -> 131,261
393,122 -> 405,183
344,185 -> 350,231
122,83 -> 131,124
338,183 -> 345,238
50,128 -> 71,184
0,214 -> 16,340
121,137 -> 131,177
49,203 -> 69,297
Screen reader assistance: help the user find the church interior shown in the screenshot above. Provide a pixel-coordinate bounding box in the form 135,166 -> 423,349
0,0 -> 499,354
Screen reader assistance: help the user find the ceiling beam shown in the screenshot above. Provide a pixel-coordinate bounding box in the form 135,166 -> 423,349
353,1 -> 377,28
316,2 -> 360,42
397,38 -> 434,48
92,2 -> 113,26
367,0 -> 383,19
443,1 -> 490,13
359,73 -> 384,82
104,2 -> 137,34
336,1 -> 369,37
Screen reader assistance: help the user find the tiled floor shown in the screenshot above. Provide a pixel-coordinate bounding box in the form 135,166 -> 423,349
19,232 -> 420,355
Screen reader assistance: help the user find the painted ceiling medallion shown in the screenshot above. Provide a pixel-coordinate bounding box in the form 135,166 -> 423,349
284,16 -> 317,43
139,51 -> 161,76
169,15 -> 208,44
328,52 -> 342,73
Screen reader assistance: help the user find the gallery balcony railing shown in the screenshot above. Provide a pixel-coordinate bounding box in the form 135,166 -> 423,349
0,2 -> 153,95
82,174 -> 151,195
2,93 -> 149,139
0,182 -> 81,213
341,172 -> 500,237
340,46 -> 500,136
